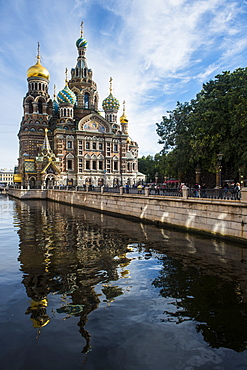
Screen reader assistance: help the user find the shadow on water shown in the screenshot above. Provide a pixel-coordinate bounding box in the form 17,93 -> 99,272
5,196 -> 247,368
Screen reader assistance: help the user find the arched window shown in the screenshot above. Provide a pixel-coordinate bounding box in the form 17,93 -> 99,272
84,93 -> 89,109
38,100 -> 43,114
29,101 -> 33,113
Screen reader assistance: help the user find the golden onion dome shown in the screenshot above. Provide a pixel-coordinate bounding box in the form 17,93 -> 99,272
120,113 -> 128,124
27,56 -> 50,80
27,43 -> 49,80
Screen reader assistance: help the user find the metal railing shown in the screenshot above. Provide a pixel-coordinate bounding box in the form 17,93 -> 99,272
8,185 -> 241,201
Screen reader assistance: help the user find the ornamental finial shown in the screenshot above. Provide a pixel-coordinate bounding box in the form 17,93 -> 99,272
109,77 -> 113,94
123,100 -> 126,114
37,42 -> 41,61
65,68 -> 68,85
80,21 -> 84,37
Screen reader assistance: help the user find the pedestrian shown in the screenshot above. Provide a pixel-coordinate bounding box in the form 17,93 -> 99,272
194,183 -> 200,198
137,184 -> 142,194
234,182 -> 241,200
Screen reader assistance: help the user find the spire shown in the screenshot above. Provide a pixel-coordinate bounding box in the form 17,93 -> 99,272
53,84 -> 56,99
41,128 -> 52,155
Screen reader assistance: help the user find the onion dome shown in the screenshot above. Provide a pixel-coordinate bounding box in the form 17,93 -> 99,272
102,77 -> 120,111
76,37 -> 88,48
27,42 -> 50,80
120,100 -> 128,124
57,69 -> 76,105
76,22 -> 88,48
58,85 -> 76,105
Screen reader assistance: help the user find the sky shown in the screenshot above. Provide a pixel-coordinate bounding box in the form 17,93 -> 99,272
0,0 -> 247,170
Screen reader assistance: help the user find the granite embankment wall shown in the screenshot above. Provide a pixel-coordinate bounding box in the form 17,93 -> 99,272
7,188 -> 247,242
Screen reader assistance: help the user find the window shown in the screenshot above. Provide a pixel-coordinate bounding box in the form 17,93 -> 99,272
99,161 -> 103,170
84,93 -> 89,109
67,160 -> 73,170
29,101 -> 33,113
67,141 -> 72,149
38,100 -> 43,114
86,142 -> 90,149
92,161 -> 97,170
99,143 -> 103,150
86,161 -> 90,170
114,144 -> 118,152
92,142 -> 96,150
114,161 -> 118,170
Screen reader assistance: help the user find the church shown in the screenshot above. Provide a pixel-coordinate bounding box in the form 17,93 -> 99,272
16,23 -> 145,188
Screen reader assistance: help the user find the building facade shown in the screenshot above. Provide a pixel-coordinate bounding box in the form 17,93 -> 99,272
16,24 -> 145,188
0,170 -> 14,186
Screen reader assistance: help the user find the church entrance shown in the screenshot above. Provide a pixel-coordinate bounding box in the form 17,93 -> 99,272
29,177 -> 36,189
45,174 -> 56,188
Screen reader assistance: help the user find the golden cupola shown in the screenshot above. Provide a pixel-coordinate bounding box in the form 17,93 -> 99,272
27,42 -> 50,80
120,100 -> 129,135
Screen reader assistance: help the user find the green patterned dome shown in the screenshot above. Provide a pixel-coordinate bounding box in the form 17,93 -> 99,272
102,93 -> 120,112
57,85 -> 76,105
76,37 -> 88,48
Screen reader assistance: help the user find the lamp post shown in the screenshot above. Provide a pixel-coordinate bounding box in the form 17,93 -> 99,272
217,153 -> 223,187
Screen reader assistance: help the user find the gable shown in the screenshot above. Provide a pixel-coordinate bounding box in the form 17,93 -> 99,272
78,114 -> 111,133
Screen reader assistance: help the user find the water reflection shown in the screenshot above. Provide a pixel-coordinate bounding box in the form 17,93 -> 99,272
152,258 -> 247,352
16,200 -> 133,353
14,198 -> 247,357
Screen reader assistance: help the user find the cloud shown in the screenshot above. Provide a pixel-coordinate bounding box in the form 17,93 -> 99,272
0,0 -> 247,168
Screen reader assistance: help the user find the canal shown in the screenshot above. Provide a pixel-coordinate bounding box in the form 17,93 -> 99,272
1,194 -> 247,369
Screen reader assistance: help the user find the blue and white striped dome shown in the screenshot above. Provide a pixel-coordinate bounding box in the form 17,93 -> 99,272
76,37 -> 88,49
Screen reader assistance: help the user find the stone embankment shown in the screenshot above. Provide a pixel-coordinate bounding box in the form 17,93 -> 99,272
7,188 -> 247,243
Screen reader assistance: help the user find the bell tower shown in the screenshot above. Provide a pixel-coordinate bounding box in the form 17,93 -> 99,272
18,43 -> 53,172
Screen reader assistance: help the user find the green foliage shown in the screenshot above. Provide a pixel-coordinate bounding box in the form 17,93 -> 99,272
155,67 -> 247,185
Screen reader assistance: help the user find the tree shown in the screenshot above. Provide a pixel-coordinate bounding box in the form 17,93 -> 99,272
156,68 -> 247,185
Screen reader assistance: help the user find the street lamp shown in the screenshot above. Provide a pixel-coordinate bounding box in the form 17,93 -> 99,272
217,153 -> 223,187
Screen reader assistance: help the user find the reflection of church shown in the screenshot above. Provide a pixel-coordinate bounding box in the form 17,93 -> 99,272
16,22 -> 145,188
17,199 -> 132,353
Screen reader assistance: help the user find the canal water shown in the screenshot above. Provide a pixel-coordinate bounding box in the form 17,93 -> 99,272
1,195 -> 247,370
